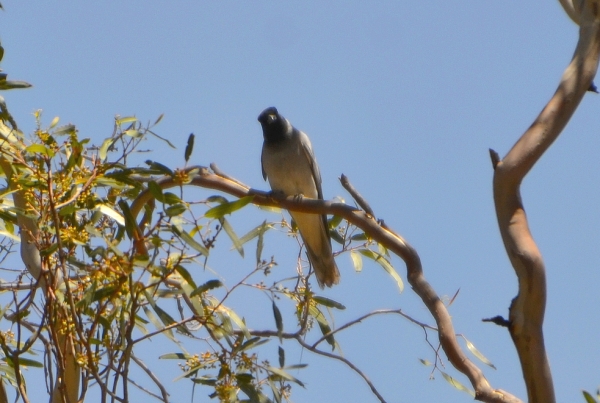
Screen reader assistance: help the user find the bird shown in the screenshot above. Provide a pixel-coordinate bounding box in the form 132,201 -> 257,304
258,106 -> 340,288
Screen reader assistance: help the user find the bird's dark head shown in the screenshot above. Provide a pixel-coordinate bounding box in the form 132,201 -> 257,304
258,107 -> 290,143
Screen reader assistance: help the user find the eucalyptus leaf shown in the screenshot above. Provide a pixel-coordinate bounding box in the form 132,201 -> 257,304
204,196 -> 254,219
184,133 -> 195,162
272,301 -> 283,342
220,217 -> 244,257
171,226 -> 209,256
190,280 -> 223,297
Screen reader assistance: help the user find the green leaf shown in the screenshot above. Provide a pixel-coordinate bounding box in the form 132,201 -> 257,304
308,306 -> 335,349
98,204 -> 125,226
148,181 -> 164,203
49,116 -> 60,129
278,346 -> 285,368
272,301 -> 283,342
463,336 -> 496,369
164,204 -> 187,217
98,137 -> 114,160
124,129 -> 142,138
329,229 -> 344,244
25,144 -> 54,157
220,217 -> 243,257
0,230 -> 19,242
206,195 -> 228,204
283,363 -> 307,370
0,79 -> 32,90
268,379 -> 282,403
39,243 -> 59,257
191,377 -> 217,386
174,265 -> 197,290
184,133 -> 195,163
153,113 -> 164,126
235,372 -> 254,384
238,220 -> 273,247
328,214 -> 343,229
441,371 -> 475,397
358,249 -> 404,292
92,285 -> 120,302
159,353 -> 188,360
65,141 -> 83,170
235,336 -> 269,354
3,357 -> 43,368
190,279 -> 223,297
267,366 -> 305,387
58,203 -> 77,217
3,220 -> 15,235
115,116 -> 138,126
163,192 -> 182,205
313,296 -> 346,310
222,306 -> 251,340
583,391 -> 597,403
256,220 -> 268,264
143,290 -> 192,337
53,124 -> 76,136
377,242 -> 390,257
350,233 -> 368,241
145,160 -> 173,176
350,250 -> 363,272
76,281 -> 96,309
204,196 -> 254,219
171,226 -> 209,256
117,200 -> 138,240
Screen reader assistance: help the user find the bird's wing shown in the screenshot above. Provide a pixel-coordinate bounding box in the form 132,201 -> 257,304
260,149 -> 268,181
299,131 -> 324,200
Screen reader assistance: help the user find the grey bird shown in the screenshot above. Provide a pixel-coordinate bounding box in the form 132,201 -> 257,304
258,107 -> 340,288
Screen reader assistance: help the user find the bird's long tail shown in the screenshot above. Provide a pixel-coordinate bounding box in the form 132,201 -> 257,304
291,211 -> 340,288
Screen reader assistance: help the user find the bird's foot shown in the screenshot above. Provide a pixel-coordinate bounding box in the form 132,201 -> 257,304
266,190 -> 286,203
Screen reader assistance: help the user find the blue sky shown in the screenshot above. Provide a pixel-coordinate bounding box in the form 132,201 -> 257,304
1,2 -> 599,402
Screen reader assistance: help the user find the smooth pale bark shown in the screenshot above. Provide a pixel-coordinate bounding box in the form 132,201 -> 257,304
493,2 -> 600,402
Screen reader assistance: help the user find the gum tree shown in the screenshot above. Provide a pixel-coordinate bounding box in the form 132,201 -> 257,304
0,1 -> 599,402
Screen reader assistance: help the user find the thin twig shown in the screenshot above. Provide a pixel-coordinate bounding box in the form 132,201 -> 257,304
312,309 -> 436,349
210,162 -> 247,187
294,335 -> 387,403
340,174 -> 375,217
131,354 -> 170,402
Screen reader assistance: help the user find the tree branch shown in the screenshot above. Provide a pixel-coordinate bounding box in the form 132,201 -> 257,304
129,166 -> 522,403
492,2 -> 600,402
294,335 -> 388,403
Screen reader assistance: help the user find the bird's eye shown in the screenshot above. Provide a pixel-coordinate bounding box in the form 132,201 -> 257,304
267,114 -> 277,123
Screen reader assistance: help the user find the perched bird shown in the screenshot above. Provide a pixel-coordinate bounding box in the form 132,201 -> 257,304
258,107 -> 340,288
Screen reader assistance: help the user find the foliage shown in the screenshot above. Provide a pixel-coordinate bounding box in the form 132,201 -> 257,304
0,96 -> 406,402
583,388 -> 600,403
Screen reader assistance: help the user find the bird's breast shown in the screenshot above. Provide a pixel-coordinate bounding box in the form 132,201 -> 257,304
262,142 -> 318,198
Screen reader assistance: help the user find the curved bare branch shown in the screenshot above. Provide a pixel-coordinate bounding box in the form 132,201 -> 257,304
130,167 -> 522,403
492,2 -> 600,402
